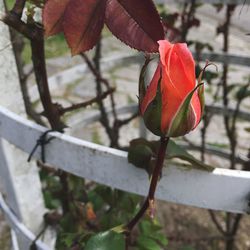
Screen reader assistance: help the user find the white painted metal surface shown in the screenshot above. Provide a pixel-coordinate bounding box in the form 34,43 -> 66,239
0,193 -> 50,250
69,103 -> 249,165
0,105 -> 249,215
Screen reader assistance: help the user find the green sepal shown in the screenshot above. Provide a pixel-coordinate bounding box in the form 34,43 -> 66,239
139,56 -> 152,104
165,139 -> 214,171
197,61 -> 217,117
167,83 -> 203,137
198,83 -> 205,115
128,138 -> 155,176
128,138 -> 214,172
142,74 -> 163,136
197,61 -> 217,84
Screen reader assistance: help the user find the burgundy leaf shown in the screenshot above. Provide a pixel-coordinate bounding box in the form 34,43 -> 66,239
105,0 -> 164,52
63,0 -> 106,55
43,0 -> 70,36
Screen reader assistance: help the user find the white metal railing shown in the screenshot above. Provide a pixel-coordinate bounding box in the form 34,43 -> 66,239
0,193 -> 50,250
0,103 -> 250,249
1,105 -> 250,215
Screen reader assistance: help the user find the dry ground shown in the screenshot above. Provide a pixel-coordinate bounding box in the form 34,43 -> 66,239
158,201 -> 250,250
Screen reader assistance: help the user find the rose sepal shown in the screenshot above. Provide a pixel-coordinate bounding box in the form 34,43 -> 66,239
197,61 -> 217,115
138,56 -> 152,100
142,74 -> 163,136
198,83 -> 205,115
167,83 -> 204,137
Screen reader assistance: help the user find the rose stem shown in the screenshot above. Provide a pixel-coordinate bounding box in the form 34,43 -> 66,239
126,136 -> 170,232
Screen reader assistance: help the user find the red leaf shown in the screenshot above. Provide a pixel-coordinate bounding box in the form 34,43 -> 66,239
43,0 -> 70,36
105,0 -> 164,52
63,0 -> 106,55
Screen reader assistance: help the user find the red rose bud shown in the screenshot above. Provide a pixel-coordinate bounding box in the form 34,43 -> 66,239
139,40 -> 204,137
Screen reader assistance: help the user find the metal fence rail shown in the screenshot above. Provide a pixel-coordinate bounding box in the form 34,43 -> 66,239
0,101 -> 250,249
0,105 -> 250,215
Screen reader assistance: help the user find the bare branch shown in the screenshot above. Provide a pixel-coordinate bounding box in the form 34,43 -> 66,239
59,88 -> 115,115
1,12 -> 40,40
208,210 -> 226,236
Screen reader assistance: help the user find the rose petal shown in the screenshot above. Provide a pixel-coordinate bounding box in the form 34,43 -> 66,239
168,50 -> 193,97
173,43 -> 196,87
160,70 -> 182,133
158,40 -> 173,67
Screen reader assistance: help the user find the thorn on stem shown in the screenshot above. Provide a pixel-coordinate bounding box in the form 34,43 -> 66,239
148,199 -> 156,219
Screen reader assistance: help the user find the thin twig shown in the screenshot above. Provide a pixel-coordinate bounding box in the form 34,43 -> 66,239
231,214 -> 242,236
22,67 -> 34,82
220,5 -> 242,250
81,53 -> 113,92
116,112 -> 139,128
93,44 -> 117,121
221,6 -> 236,171
81,43 -> 119,147
59,88 -> 115,115
81,52 -> 118,121
1,12 -> 40,40
208,210 -> 226,236
226,213 -> 232,236
180,0 -> 196,42
9,28 -> 44,125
